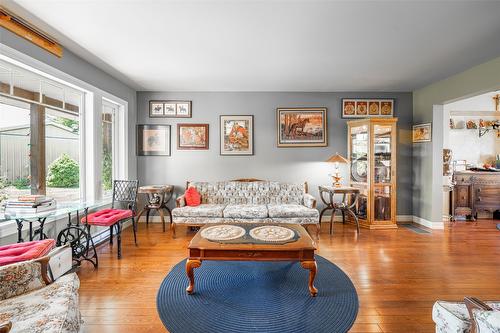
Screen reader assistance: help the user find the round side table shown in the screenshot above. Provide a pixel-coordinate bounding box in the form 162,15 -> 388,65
136,185 -> 174,232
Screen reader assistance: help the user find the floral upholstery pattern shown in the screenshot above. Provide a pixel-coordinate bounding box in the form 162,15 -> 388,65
267,204 -> 319,218
303,193 -> 316,209
173,181 -> 319,226
0,273 -> 81,333
172,204 -> 226,218
474,309 -> 500,333
223,205 -> 268,219
433,301 -> 500,333
0,261 -> 45,301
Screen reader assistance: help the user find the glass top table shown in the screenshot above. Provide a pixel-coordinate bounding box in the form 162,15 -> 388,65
0,200 -> 110,243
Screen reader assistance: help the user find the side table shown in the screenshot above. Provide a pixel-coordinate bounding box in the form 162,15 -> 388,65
318,185 -> 360,234
136,185 -> 174,232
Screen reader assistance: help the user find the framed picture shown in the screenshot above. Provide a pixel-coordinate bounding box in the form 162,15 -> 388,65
137,124 -> 171,156
220,115 -> 253,155
412,123 -> 432,143
177,124 -> 209,150
342,98 -> 394,118
150,102 -> 164,117
277,107 -> 327,147
149,100 -> 192,118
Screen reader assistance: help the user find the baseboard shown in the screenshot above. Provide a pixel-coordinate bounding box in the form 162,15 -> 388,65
412,216 -> 444,230
143,215 -> 444,229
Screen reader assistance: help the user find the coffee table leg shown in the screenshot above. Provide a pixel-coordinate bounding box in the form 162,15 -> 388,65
186,259 -> 201,294
301,260 -> 318,297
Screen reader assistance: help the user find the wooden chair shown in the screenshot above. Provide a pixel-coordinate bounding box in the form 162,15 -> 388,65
83,180 -> 139,259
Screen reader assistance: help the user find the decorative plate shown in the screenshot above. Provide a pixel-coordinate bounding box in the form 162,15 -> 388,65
201,225 -> 246,241
249,226 -> 295,242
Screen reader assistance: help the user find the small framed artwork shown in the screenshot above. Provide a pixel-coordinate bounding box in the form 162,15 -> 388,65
277,107 -> 327,147
149,100 -> 192,118
342,98 -> 394,118
149,102 -> 164,117
137,124 -> 171,156
220,115 -> 254,155
412,123 -> 432,143
177,123 -> 209,150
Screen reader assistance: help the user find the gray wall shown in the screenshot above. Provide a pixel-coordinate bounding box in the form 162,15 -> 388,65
137,91 -> 413,215
412,55 -> 500,223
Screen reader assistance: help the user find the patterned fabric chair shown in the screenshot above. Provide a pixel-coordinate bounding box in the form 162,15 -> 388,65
0,257 -> 81,333
172,180 -> 319,237
433,298 -> 500,332
82,180 -> 139,259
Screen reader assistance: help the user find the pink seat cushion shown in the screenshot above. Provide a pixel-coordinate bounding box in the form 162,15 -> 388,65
0,239 -> 55,266
82,208 -> 133,227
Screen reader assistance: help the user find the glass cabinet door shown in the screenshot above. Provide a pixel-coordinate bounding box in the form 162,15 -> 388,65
350,125 -> 368,183
373,124 -> 393,221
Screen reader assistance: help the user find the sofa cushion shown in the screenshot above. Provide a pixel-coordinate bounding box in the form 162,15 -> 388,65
473,309 -> 500,333
0,273 -> 81,333
432,301 -> 500,333
267,204 -> 319,219
223,204 -> 268,219
172,204 -> 226,218
0,260 -> 45,301
0,240 -> 55,267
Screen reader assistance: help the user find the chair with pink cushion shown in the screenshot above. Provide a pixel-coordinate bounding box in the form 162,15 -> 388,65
0,239 -> 55,266
82,180 -> 139,259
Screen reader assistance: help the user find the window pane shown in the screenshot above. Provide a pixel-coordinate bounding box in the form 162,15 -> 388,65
101,103 -> 114,197
45,108 -> 80,203
65,89 -> 81,113
0,65 -> 11,94
0,97 -> 31,204
12,71 -> 40,102
41,81 -> 64,108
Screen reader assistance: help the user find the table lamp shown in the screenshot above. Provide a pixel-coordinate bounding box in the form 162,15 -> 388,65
326,153 -> 349,187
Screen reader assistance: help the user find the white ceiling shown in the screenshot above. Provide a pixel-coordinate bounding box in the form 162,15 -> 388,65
4,0 -> 500,92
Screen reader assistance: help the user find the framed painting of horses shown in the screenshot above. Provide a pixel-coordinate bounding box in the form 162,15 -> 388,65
277,107 -> 327,147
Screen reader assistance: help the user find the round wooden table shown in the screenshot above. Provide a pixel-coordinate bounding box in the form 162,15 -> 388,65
136,185 -> 174,232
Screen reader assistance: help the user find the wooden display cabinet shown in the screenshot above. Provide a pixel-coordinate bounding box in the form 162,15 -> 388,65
347,118 -> 398,229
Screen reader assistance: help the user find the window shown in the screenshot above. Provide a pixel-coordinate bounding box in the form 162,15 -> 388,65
0,58 -> 84,204
101,100 -> 118,197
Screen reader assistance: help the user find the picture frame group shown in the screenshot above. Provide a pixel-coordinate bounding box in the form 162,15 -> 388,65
149,100 -> 192,118
342,98 -> 394,118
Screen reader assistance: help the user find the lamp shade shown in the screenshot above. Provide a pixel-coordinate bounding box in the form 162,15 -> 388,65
326,153 -> 348,164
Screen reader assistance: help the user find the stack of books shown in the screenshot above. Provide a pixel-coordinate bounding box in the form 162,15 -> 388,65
4,195 -> 57,215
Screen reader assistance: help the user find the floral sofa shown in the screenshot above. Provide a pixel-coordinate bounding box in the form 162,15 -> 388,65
0,258 -> 81,333
172,180 -> 319,235
433,299 -> 500,333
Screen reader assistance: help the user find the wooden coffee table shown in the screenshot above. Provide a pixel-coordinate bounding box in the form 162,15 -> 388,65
186,224 -> 318,297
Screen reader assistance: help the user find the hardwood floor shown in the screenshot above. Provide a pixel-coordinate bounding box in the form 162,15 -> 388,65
77,221 -> 500,333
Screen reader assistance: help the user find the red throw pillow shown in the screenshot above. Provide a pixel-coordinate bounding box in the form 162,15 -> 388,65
185,186 -> 201,207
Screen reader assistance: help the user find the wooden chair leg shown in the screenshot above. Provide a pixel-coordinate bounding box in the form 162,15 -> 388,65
171,222 -> 176,238
132,217 -> 138,246
158,208 -> 166,232
109,226 -> 113,245
347,209 -> 360,234
146,210 -> 150,225
330,210 -> 336,235
116,223 -> 122,259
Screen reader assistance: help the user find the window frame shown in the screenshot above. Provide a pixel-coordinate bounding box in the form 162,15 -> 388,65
0,45 -> 130,207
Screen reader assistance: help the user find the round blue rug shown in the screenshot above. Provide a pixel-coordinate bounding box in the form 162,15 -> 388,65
156,255 -> 358,333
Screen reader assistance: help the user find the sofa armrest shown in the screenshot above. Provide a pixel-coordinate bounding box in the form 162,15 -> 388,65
303,193 -> 317,209
176,195 -> 186,207
0,256 -> 51,301
0,321 -> 12,333
465,297 -> 493,333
